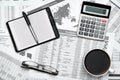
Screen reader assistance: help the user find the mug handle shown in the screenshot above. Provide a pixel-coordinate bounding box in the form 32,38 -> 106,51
109,68 -> 114,73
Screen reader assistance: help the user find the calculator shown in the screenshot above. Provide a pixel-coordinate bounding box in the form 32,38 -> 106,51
77,1 -> 111,40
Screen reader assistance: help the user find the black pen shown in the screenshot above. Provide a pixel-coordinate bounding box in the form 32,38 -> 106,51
22,11 -> 39,43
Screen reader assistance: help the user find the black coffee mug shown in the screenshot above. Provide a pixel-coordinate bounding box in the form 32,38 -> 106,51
83,49 -> 113,77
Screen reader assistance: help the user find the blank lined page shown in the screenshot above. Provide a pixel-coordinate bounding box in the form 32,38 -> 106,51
28,10 -> 55,43
8,17 -> 36,50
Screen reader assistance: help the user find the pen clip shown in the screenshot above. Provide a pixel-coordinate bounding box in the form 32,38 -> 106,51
22,11 -> 31,26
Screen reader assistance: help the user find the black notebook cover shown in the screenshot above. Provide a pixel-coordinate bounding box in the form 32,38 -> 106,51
6,7 -> 59,52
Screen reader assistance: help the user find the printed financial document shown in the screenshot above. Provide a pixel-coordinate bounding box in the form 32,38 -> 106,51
0,0 -> 82,80
101,33 -> 120,80
0,51 -> 29,80
98,1 -> 120,80
0,0 -> 58,60
0,0 -> 33,59
0,51 -> 80,80
110,0 -> 120,8
107,0 -> 120,33
0,0 -> 120,80
33,29 -> 109,80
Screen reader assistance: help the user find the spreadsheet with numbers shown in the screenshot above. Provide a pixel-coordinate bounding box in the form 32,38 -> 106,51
0,0 -> 120,80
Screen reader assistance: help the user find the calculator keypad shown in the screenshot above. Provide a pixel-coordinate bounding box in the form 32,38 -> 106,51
77,15 -> 108,40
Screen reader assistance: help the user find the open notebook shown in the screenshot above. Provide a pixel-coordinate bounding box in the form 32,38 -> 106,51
6,7 -> 59,52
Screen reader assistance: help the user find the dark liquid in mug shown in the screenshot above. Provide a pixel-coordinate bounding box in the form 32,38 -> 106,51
84,49 -> 110,75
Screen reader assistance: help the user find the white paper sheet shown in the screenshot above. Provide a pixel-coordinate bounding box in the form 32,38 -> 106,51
25,70 -> 82,80
110,0 -> 120,8
1,0 -> 120,80
0,51 -> 81,80
0,0 -> 49,61
0,51 -> 29,80
33,29 -> 109,80
0,0 -> 33,59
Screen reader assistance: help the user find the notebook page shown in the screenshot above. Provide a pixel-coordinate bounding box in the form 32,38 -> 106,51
28,10 -> 55,43
8,17 -> 36,50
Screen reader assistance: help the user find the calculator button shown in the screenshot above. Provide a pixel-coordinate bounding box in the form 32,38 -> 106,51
89,33 -> 93,37
93,22 -> 96,25
89,21 -> 92,24
85,24 -> 88,28
101,23 -> 106,27
79,28 -> 84,31
81,20 -> 85,23
85,28 -> 89,32
94,18 -> 96,21
86,20 -> 89,24
84,32 -> 88,36
102,19 -> 107,23
94,30 -> 99,34
89,29 -> 94,33
94,33 -> 99,38
91,25 -> 95,29
101,27 -> 105,30
88,17 -> 91,20
88,21 -> 91,24
88,25 -> 90,28
97,19 -> 101,22
92,18 -> 96,21
95,26 -> 97,29
96,27 -> 100,30
96,22 -> 101,26
95,22 -> 98,25
86,17 -> 90,20
82,16 -> 86,19
99,35 -> 104,39
85,20 -> 88,23
80,23 -> 85,27
90,25 -> 92,28
100,31 -> 104,35
86,24 -> 90,28
91,21 -> 94,25
80,23 -> 82,26
79,31 -> 83,35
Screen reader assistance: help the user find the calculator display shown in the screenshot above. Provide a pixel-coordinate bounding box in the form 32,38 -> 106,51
83,5 -> 109,17
85,6 -> 106,15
